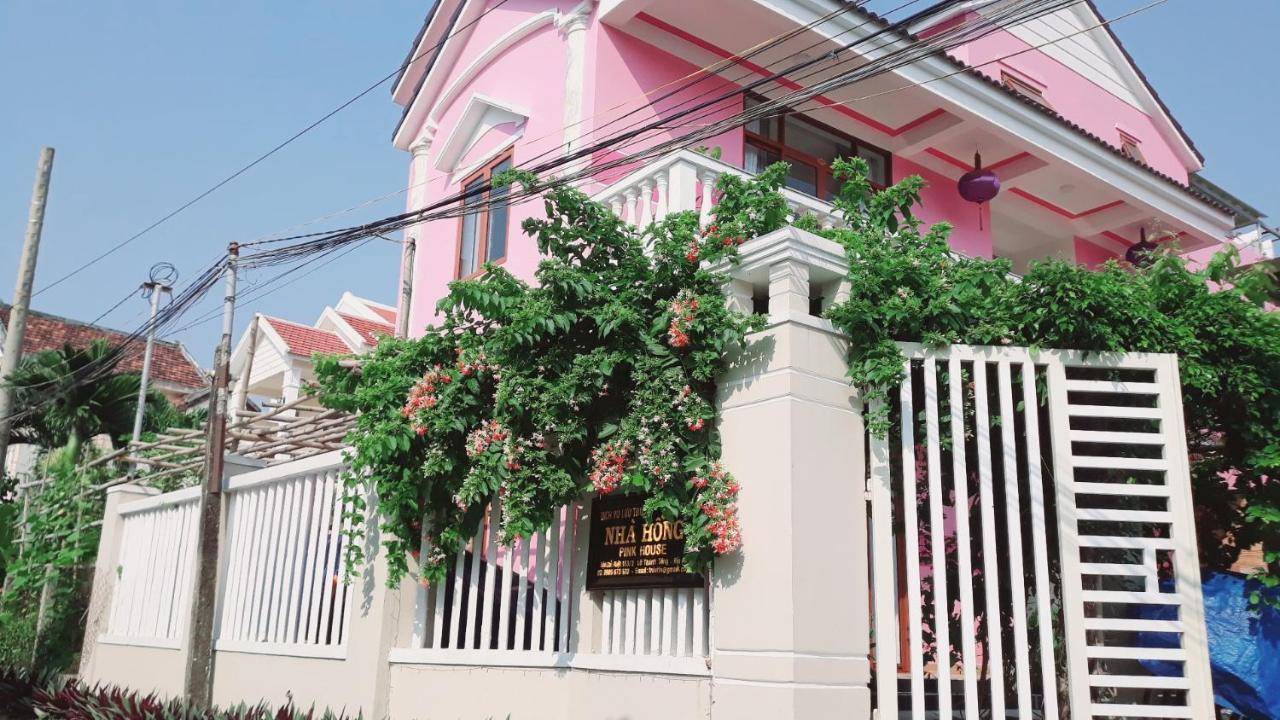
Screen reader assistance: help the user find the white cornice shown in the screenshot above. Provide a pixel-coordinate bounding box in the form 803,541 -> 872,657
394,9 -> 558,150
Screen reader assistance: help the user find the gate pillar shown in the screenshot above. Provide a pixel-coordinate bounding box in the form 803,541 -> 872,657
711,227 -> 871,720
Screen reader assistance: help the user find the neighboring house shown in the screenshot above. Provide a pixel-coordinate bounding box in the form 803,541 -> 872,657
392,0 -> 1240,332
228,292 -> 395,415
0,303 -> 206,407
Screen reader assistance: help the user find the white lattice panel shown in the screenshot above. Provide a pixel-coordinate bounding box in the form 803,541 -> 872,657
868,344 -> 1212,719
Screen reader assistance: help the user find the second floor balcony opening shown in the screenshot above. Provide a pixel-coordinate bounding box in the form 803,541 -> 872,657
743,93 -> 890,201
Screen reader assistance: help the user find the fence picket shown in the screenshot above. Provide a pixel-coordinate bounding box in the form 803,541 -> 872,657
947,358 -> 979,718
922,357 -> 952,719
997,361 -> 1033,715
898,361 -> 924,720
973,360 -> 1006,718
1022,361 -> 1060,719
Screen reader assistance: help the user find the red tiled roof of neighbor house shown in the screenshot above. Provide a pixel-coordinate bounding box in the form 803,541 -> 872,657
263,317 -> 353,357
0,303 -> 206,391
369,306 -> 397,324
338,314 -> 394,346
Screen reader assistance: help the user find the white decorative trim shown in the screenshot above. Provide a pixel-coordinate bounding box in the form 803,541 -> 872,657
387,648 -> 711,677
118,486 -> 201,515
424,10 -> 557,132
223,450 -> 347,493
215,639 -> 347,661
97,635 -> 183,651
433,94 -> 529,175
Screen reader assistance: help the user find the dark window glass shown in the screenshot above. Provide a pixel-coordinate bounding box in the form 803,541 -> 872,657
486,159 -> 512,262
459,178 -> 484,277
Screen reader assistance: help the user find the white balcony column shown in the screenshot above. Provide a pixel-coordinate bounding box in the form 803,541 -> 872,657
609,196 -> 624,218
667,160 -> 699,214
725,278 -> 753,314
623,189 -> 639,226
556,1 -> 592,174
281,364 -> 303,418
768,259 -> 811,322
699,170 -> 717,227
712,226 -> 871,720
654,173 -> 669,222
638,179 -> 654,226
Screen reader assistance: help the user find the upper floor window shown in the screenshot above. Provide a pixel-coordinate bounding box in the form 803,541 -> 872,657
1001,71 -> 1050,108
456,152 -> 513,278
743,94 -> 890,200
1118,131 -> 1146,163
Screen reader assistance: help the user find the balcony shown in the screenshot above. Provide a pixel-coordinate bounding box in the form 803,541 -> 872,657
591,149 -> 843,230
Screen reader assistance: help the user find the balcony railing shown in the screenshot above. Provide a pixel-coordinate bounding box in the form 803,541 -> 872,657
590,149 -> 843,230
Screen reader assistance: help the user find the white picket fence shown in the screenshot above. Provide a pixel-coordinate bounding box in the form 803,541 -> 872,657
868,343 -> 1213,719
404,496 -> 710,672
216,452 -> 354,657
106,491 -> 201,646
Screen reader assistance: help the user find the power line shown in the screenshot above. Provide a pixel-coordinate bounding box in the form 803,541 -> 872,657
30,0 -> 514,299
0,0 -> 1162,427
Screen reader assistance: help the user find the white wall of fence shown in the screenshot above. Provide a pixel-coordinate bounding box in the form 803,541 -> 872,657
868,343 -> 1214,720
217,459 -> 353,657
105,490 -> 200,647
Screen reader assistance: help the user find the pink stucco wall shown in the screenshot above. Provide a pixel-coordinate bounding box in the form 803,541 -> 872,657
957,29 -> 1190,183
398,3 -> 1207,334
896,157 -> 994,259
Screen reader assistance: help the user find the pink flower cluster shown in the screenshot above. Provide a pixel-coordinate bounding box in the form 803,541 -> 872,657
589,441 -> 631,494
692,463 -> 741,555
701,223 -> 743,248
403,366 -> 453,435
466,420 -> 509,458
668,293 -> 699,349
456,348 -> 494,377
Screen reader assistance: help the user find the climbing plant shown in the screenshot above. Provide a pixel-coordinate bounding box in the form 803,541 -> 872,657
315,167 -> 785,586
817,156 -> 1280,604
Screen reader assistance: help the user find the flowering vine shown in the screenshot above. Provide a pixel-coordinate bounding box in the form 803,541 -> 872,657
315,166 -> 788,586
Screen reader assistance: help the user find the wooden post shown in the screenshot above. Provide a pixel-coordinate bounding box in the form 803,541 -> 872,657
0,147 -> 55,472
184,243 -> 238,706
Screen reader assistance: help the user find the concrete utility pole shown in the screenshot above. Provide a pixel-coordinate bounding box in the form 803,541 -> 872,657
184,242 -> 237,707
0,147 -> 55,471
397,236 -> 416,338
129,279 -> 172,448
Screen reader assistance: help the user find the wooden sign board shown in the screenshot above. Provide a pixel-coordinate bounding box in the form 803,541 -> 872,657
585,494 -> 704,591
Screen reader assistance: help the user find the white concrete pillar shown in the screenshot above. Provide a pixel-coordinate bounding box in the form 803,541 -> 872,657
280,365 -> 303,418
711,228 -> 871,720
79,484 -> 161,679
557,2 -> 592,172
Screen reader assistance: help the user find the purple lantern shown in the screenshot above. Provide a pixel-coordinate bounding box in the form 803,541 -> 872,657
957,152 -> 1000,229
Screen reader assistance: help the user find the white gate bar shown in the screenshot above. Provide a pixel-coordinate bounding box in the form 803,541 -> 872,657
899,360 -> 924,719
498,539 -> 516,650
973,360 -> 1006,718
303,476 -> 334,645
922,357 -> 952,719
997,361 -> 1033,715
1021,361 -> 1060,719
464,522 -> 484,648
947,358 -> 979,717
480,497 -> 501,650
868,398 -> 898,720
558,506 -> 575,653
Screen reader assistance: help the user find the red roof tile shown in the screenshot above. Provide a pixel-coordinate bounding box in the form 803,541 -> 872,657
0,304 -> 206,390
338,314 -> 394,347
369,306 -> 397,324
264,317 -> 353,357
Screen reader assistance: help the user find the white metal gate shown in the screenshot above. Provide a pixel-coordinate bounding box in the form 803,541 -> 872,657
868,343 -> 1213,719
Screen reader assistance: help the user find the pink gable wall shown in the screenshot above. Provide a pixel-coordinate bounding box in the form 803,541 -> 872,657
957,29 -> 1190,183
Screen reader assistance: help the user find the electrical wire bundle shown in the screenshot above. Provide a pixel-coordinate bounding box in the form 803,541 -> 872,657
0,0 -> 1163,429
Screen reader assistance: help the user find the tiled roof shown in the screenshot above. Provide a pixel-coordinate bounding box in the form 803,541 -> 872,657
263,317 -> 354,357
369,305 -> 398,324
338,314 -> 394,347
0,304 -> 206,390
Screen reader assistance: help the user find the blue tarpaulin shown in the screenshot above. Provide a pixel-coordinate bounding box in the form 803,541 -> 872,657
1137,570 -> 1280,719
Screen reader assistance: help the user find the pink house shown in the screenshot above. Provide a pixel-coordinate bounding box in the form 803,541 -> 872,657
390,0 -> 1238,333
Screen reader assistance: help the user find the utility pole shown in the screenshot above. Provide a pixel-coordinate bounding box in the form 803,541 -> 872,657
184,242 -> 237,707
397,236 -> 416,338
0,147 -> 55,471
129,276 -> 173,449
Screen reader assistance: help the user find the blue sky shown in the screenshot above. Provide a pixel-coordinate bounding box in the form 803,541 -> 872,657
1,0 -> 1276,366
